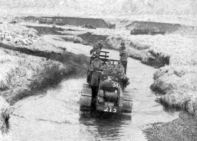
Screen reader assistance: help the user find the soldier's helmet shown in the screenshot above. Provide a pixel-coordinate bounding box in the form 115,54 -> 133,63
97,41 -> 103,47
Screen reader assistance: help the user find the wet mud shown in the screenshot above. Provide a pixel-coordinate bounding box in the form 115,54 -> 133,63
9,46 -> 178,141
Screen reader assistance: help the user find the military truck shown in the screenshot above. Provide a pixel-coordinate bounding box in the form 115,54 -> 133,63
80,51 -> 132,114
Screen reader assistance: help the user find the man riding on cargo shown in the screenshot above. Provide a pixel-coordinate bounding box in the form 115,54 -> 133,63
101,60 -> 113,75
119,41 -> 128,74
114,61 -> 124,76
114,61 -> 130,86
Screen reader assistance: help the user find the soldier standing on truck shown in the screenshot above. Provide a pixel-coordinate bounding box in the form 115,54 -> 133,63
87,54 -> 102,83
89,54 -> 103,100
90,41 -> 103,55
90,54 -> 102,71
119,41 -> 128,74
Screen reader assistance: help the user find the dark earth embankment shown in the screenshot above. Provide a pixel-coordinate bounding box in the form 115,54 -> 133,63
78,32 -> 107,44
0,42 -> 89,77
126,21 -> 182,35
26,25 -> 66,35
21,16 -> 114,28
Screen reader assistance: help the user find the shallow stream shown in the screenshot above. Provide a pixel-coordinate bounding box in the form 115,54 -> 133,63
9,42 -> 179,141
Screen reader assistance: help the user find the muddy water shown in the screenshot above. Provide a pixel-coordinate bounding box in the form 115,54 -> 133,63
9,42 -> 179,141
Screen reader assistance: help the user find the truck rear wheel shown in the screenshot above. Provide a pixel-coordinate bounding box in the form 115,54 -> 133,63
80,84 -> 92,111
122,92 -> 132,113
122,100 -> 132,113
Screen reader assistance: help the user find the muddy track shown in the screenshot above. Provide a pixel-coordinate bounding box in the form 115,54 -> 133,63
8,37 -> 179,141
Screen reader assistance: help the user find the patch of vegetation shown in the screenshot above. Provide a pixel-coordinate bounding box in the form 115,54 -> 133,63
0,47 -> 89,105
144,112 -> 197,141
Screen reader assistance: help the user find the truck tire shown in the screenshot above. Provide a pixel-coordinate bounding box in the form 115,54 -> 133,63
122,92 -> 132,113
80,84 -> 92,111
122,100 -> 132,113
